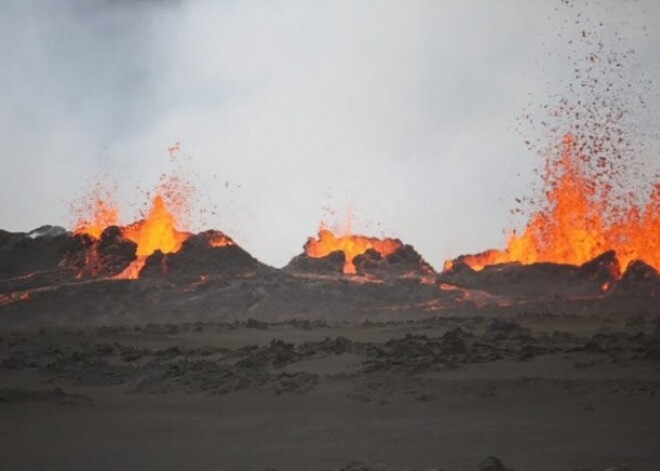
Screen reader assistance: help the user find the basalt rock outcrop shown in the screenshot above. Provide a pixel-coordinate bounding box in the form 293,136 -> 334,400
140,230 -> 272,281
284,241 -> 435,282
438,250 -> 621,300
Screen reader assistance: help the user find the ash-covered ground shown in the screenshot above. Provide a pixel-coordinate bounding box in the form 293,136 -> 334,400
2,314 -> 660,470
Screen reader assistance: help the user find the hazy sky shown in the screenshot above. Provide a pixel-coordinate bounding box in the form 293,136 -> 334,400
1,0 -> 659,268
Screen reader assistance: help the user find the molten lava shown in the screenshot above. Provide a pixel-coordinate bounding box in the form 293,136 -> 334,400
73,185 -> 191,280
113,257 -> 148,281
111,195 -> 189,280
305,229 -> 402,274
73,190 -> 120,240
209,233 -> 234,248
447,134 -> 660,273
121,196 -> 188,257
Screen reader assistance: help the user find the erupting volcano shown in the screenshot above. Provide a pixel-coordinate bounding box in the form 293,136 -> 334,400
305,228 -> 402,275
72,181 -> 192,280
445,134 -> 660,274
285,219 -> 435,282
59,165 -> 263,284
112,195 -> 190,279
119,195 -> 189,257
72,184 -> 120,240
1,0 -> 658,327
444,8 -> 659,277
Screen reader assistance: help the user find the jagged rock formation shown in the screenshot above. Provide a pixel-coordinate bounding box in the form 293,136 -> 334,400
438,251 -> 621,300
1,226 -> 659,328
284,241 -> 435,282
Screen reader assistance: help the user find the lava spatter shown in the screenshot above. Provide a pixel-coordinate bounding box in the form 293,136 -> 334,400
304,229 -> 402,275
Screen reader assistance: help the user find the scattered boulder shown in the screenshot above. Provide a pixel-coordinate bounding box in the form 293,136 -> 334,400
482,320 -> 531,342
440,327 -> 468,354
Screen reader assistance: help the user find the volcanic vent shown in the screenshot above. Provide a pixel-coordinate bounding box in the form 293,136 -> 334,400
285,226 -> 435,281
0,173 -> 267,302
73,192 -> 266,282
444,135 -> 660,276
442,12 -> 659,300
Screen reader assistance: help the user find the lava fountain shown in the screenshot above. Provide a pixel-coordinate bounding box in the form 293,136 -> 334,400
72,184 -> 120,240
305,228 -> 402,275
72,175 -> 193,279
113,195 -> 190,279
445,134 -> 660,273
446,2 -> 660,275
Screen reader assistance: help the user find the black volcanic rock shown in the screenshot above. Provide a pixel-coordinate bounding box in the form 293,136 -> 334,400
63,226 -> 137,279
284,243 -> 436,281
0,229 -> 22,248
579,250 -> 621,283
139,230 -> 269,281
622,260 -> 660,284
354,245 -> 435,280
3,220 -> 660,327
610,260 -> 660,297
97,226 -> 138,273
482,319 -> 531,342
26,225 -> 67,239
0,226 -> 72,281
438,251 -> 620,300
284,251 -> 346,275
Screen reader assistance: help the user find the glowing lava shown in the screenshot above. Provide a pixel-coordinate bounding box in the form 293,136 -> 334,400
73,180 -> 192,280
209,233 -> 234,248
120,196 -> 188,257
305,228 -> 402,275
72,185 -> 120,239
446,134 -> 660,273
113,257 -> 148,280
110,196 -> 188,280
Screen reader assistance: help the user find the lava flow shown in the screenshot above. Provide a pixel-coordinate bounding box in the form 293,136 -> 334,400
446,134 -> 660,273
305,228 -> 402,274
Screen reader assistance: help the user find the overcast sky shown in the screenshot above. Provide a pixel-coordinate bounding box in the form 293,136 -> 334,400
1,0 -> 659,268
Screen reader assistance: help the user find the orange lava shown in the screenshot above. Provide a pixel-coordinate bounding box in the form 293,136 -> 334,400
72,185 -> 120,239
209,234 -> 234,248
113,256 -> 147,280
121,196 -> 188,257
305,228 -> 402,274
110,196 -> 189,280
72,178 -> 192,280
448,134 -> 660,273
0,292 -> 30,306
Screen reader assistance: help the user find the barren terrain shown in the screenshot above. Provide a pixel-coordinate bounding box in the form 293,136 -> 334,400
2,313 -> 659,470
